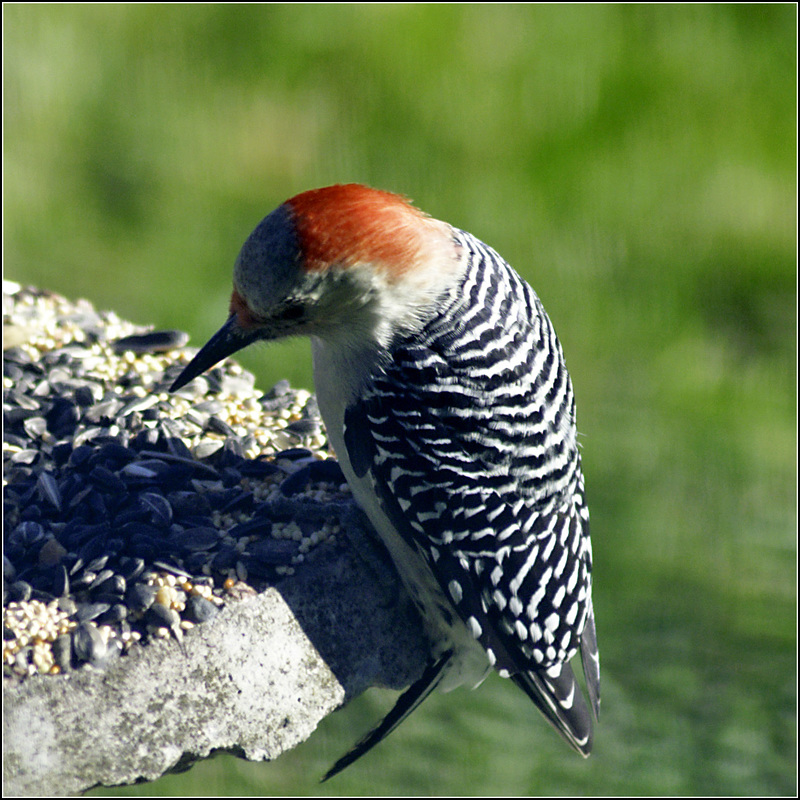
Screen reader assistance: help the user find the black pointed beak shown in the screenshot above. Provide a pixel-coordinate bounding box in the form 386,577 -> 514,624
170,314 -> 262,392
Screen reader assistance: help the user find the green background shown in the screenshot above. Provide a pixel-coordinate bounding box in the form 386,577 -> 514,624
4,5 -> 795,796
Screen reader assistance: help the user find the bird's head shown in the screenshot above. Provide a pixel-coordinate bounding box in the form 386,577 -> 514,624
170,184 -> 461,392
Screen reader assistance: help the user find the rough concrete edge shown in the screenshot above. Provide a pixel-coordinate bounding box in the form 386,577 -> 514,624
3,532 -> 429,796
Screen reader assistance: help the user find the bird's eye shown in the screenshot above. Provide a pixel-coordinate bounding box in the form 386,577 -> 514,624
279,302 -> 305,321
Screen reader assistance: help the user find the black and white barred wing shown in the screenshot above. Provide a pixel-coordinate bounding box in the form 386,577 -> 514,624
343,373 -> 599,755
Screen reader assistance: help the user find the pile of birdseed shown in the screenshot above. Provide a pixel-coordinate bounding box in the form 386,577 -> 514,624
3,281 -> 353,683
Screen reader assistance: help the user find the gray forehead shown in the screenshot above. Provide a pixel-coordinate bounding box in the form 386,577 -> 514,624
233,204 -> 302,301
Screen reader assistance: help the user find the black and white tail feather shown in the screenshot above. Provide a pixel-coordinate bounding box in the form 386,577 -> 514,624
510,603 -> 601,757
324,618 -> 599,781
322,651 -> 454,782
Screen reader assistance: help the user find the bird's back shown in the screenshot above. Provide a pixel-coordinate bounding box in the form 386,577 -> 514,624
319,228 -> 599,754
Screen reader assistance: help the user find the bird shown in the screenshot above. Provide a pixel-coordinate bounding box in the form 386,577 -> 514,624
170,183 -> 600,779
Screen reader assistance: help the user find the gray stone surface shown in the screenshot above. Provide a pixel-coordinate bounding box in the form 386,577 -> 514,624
3,528 -> 428,796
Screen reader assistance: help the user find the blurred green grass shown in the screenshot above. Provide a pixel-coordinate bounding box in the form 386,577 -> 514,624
4,4 -> 795,796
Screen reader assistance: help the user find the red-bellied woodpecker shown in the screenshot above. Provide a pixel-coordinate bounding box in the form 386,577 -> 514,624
170,184 -> 600,778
